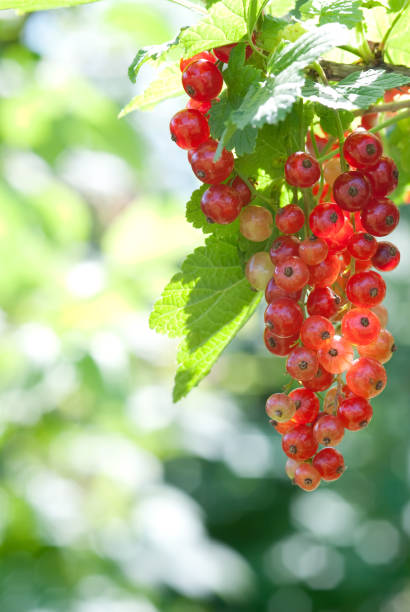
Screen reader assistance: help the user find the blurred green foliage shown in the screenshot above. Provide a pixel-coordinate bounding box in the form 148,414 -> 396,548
0,3 -> 409,612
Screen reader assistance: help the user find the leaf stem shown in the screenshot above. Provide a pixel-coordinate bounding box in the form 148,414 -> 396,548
235,170 -> 273,206
353,98 -> 410,116
338,44 -> 367,60
369,109 -> 410,133
380,0 -> 410,51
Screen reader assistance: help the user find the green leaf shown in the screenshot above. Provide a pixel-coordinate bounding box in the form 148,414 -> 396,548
316,105 -> 354,136
0,0 -> 99,8
149,236 -> 262,401
247,0 -> 271,34
119,64 -> 183,116
384,9 -> 410,66
303,69 -> 410,110
268,23 -> 349,74
316,0 -> 363,28
180,0 -> 249,56
127,31 -> 185,83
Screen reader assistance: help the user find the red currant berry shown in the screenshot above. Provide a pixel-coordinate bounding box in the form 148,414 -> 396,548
285,458 -> 300,479
333,171 -> 372,212
313,414 -> 345,446
191,139 -> 234,184
264,329 -> 299,355
323,157 -> 342,187
275,205 -> 305,234
274,419 -> 297,435
299,236 -> 328,265
361,197 -> 400,237
301,315 -> 335,350
294,463 -> 321,491
170,109 -> 210,150
347,232 -> 378,260
355,259 -> 373,273
282,424 -> 318,460
231,176 -> 252,207
371,241 -> 400,272
341,384 -> 357,400
323,387 -> 339,415
313,448 -> 345,481
274,256 -> 310,292
266,393 -> 296,422
338,396 -> 373,431
317,335 -> 354,374
371,304 -> 388,328
245,252 -> 275,291
346,357 -> 387,398
186,97 -> 212,114
200,184 -> 241,224
240,205 -> 273,241
343,129 -> 383,169
213,42 -> 252,63
182,59 -> 223,101
324,220 -> 354,255
307,287 -> 342,319
358,328 -> 396,364
270,235 -> 300,265
303,366 -> 334,392
364,156 -> 399,197
285,152 -> 321,188
289,388 -> 320,425
306,131 -> 328,156
341,307 -> 381,345
265,277 -> 302,303
361,112 -> 378,130
308,254 -> 341,288
346,271 -> 386,307
286,346 -> 319,381
180,51 -> 217,72
264,297 -> 304,337
309,203 -> 344,238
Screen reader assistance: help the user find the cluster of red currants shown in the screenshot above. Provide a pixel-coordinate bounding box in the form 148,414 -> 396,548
169,47 -> 254,219
169,48 -> 401,492
262,129 -> 400,491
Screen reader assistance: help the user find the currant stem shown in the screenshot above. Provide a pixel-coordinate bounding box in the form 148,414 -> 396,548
235,170 -> 273,206
353,99 -> 410,116
369,109 -> 410,133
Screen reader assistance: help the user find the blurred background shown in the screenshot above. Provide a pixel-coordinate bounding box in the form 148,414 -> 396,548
0,2 -> 410,611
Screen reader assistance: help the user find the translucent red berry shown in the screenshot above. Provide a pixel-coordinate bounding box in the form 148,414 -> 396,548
264,329 -> 299,355
309,202 -> 344,238
308,253 -> 341,288
265,277 -> 302,303
169,109 -> 210,150
289,388 -> 320,425
323,157 -> 342,186
286,346 -> 319,381
182,59 -> 223,101
294,463 -> 321,491
358,328 -> 395,364
371,241 -> 400,271
264,297 -> 304,337
343,129 -> 383,169
361,197 -> 400,237
346,271 -> 386,307
231,176 -> 252,207
323,387 -> 339,415
317,335 -> 354,374
371,304 -> 388,328
346,357 -> 387,398
213,42 -> 252,63
282,424 -> 318,460
301,315 -> 335,351
275,205 -> 305,234
341,307 -> 381,345
285,152 -> 321,188
364,156 -> 399,197
274,256 -> 310,292
191,139 -> 234,184
240,205 -> 273,241
313,414 -> 345,446
361,112 -> 378,131
338,396 -> 373,430
313,448 -> 345,481
270,235 -> 300,265
274,419 -> 297,435
299,236 -> 328,265
200,184 -> 241,224
285,458 -> 300,479
266,393 -> 296,422
307,287 -> 342,319
324,219 -> 354,255
347,232 -> 378,260
180,51 -> 216,72
333,171 -> 372,212
186,97 -> 212,114
303,365 -> 334,392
